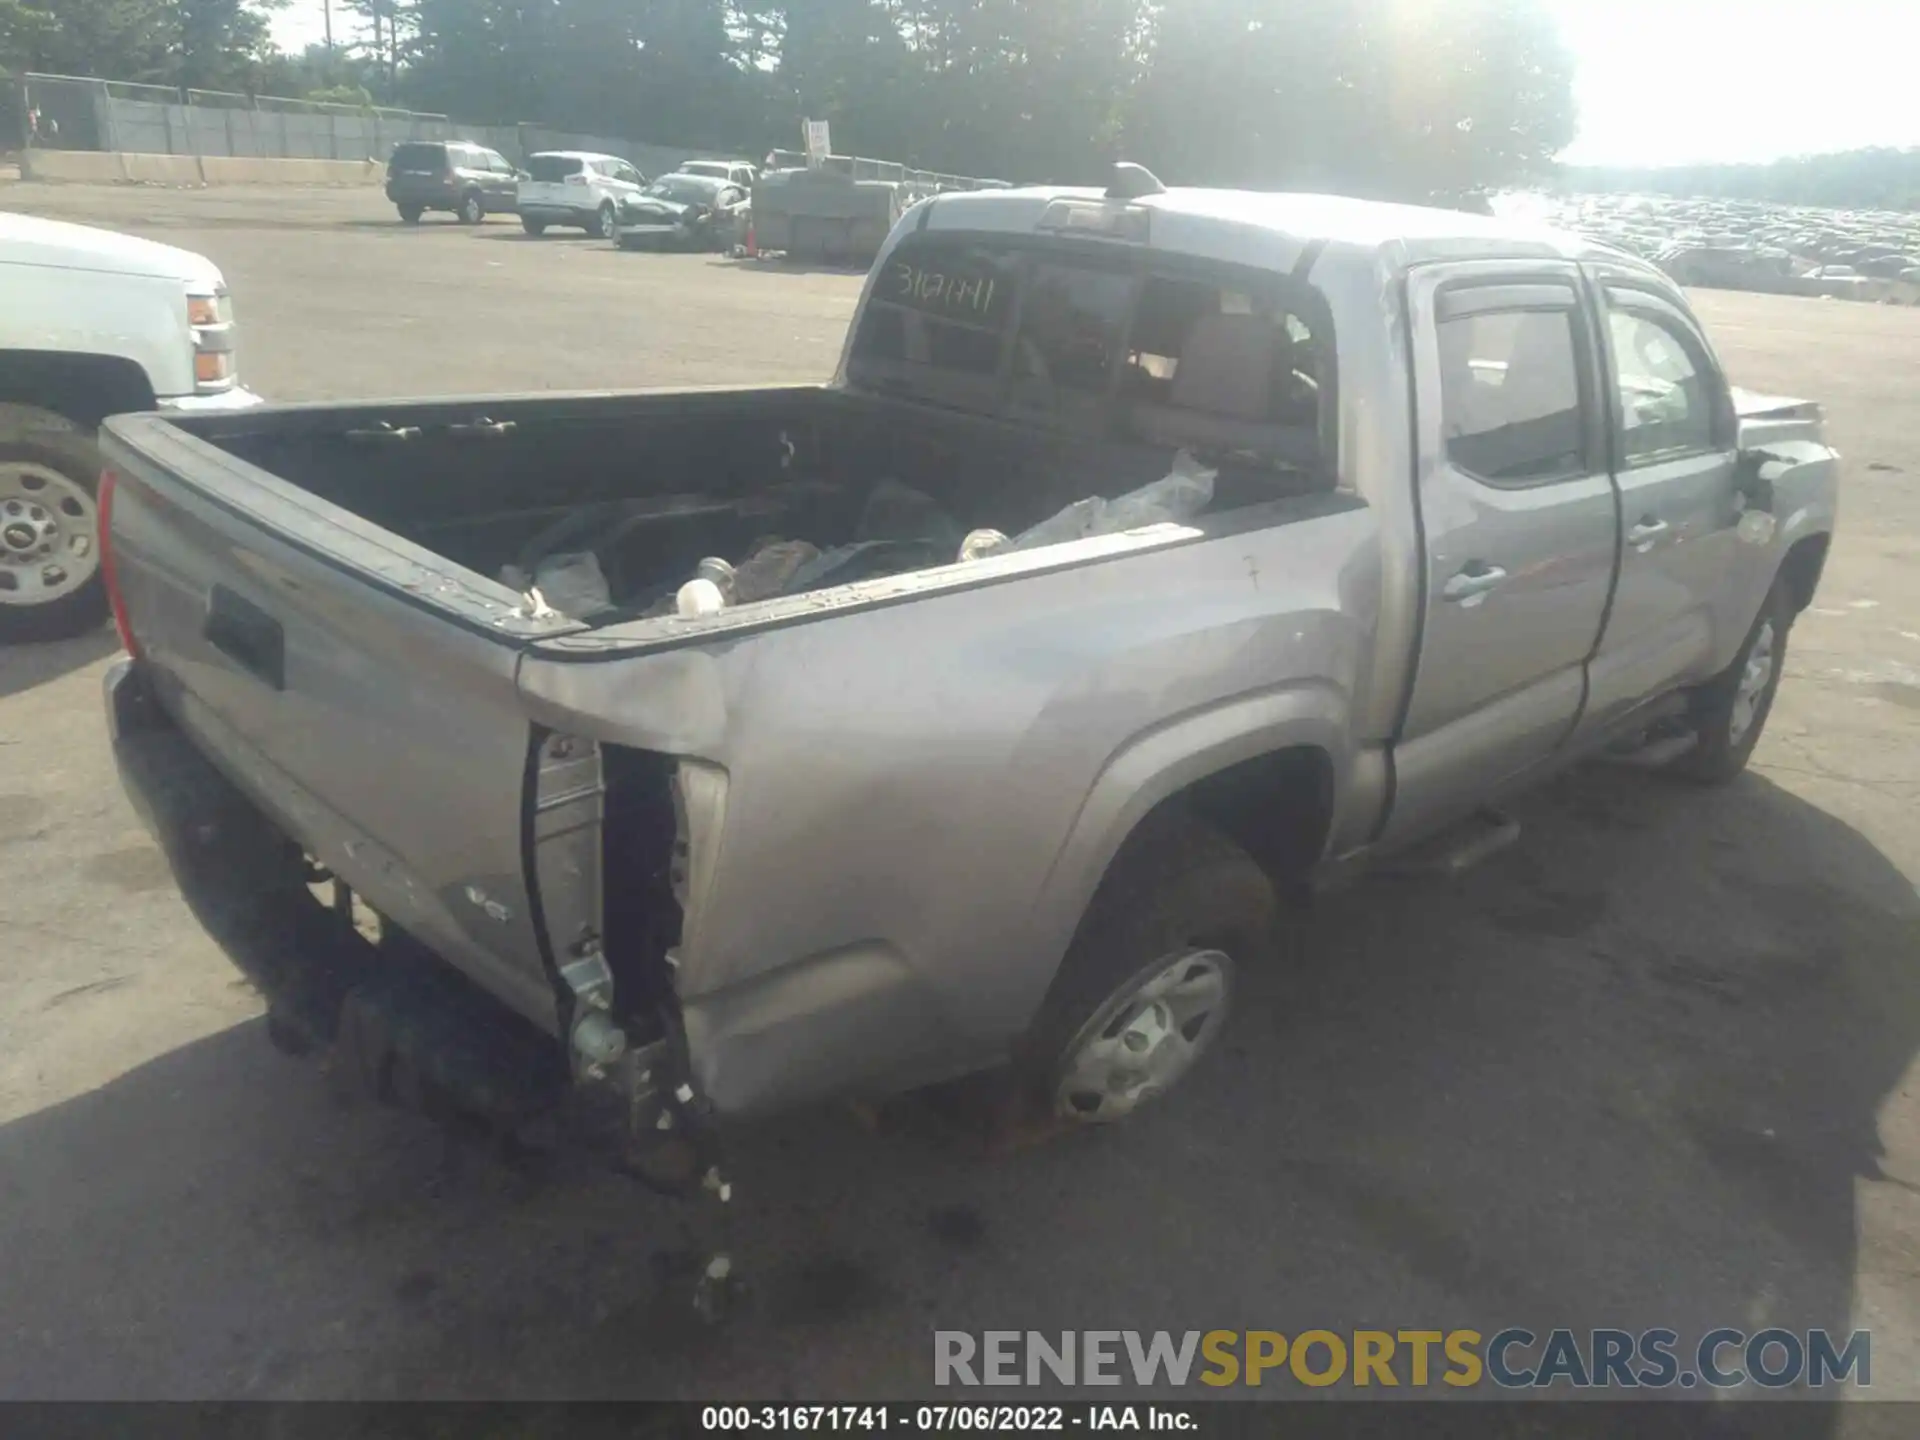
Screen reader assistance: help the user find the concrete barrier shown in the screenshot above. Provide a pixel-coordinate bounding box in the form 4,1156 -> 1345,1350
22,150 -> 387,187
21,149 -> 130,183
120,152 -> 207,186
199,155 -> 383,186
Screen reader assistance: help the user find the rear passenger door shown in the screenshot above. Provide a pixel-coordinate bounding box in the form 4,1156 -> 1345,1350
1576,274 -> 1743,736
481,150 -> 518,210
1382,261 -> 1620,845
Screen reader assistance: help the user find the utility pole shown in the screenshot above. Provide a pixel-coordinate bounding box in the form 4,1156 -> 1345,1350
324,0 -> 334,53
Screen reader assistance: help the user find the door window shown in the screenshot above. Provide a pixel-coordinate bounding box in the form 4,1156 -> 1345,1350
1437,308 -> 1587,485
1606,309 -> 1717,463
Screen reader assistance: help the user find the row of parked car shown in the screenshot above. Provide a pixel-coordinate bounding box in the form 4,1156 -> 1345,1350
384,140 -> 753,251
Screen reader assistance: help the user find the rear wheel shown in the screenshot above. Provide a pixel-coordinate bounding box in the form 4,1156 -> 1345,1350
522,217 -> 548,237
0,434 -> 108,643
589,201 -> 616,239
397,204 -> 423,224
457,191 -> 484,225
1021,811 -> 1279,1125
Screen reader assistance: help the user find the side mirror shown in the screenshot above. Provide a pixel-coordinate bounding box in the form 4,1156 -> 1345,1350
516,170 -> 530,182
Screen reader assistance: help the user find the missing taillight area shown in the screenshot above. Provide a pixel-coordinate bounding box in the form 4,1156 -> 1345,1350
602,745 -> 686,1023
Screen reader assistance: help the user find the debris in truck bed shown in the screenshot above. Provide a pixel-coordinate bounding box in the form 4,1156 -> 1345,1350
959,529 -> 1009,562
858,478 -> 966,555
695,557 -> 738,602
569,455 -> 1220,624
982,448 -> 1219,557
676,578 -> 728,616
745,479 -> 965,599
732,539 -> 821,603
528,551 -> 612,618
781,538 -> 955,593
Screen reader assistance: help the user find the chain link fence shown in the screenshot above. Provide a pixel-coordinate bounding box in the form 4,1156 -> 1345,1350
17,72 -> 743,173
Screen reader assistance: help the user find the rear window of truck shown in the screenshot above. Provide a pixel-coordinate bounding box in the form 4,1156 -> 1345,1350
851,234 -> 1332,473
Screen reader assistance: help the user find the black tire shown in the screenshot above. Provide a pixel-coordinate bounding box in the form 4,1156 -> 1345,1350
1020,809 -> 1280,1125
1668,578 -> 1793,785
589,202 -> 616,239
0,432 -> 110,644
457,191 -> 484,225
397,204 -> 423,224
522,218 -> 548,237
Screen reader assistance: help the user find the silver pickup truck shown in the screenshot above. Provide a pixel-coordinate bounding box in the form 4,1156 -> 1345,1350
99,170 -> 1838,1169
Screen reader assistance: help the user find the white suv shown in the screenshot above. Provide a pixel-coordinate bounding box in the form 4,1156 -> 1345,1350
517,152 -> 649,238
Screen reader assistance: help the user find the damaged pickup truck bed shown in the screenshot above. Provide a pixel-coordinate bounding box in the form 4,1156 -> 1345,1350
100,171 -> 1838,1166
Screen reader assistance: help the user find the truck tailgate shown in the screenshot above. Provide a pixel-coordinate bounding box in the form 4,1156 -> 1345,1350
100,410 -> 576,1035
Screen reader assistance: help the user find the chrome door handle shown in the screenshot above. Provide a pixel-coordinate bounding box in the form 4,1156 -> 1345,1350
1627,519 -> 1670,551
1443,565 -> 1508,606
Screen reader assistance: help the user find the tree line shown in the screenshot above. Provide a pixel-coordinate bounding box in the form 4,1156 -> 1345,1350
5,0 -> 1578,195
1566,149 -> 1920,215
1,0 -> 281,92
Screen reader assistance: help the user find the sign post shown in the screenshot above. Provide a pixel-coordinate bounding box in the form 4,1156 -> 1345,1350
804,118 -> 831,168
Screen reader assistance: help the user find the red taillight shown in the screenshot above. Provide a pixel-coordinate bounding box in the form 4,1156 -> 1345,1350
97,469 -> 141,659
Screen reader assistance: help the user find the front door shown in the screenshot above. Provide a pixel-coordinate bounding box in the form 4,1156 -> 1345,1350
482,150 -> 518,210
1381,260 -> 1621,845
607,160 -> 647,207
1576,274 -> 1744,736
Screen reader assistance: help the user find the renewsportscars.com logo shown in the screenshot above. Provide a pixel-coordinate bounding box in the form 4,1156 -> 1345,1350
933,1328 -> 1871,1391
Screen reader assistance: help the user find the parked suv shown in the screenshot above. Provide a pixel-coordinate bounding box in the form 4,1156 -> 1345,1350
385,141 -> 522,225
517,152 -> 649,238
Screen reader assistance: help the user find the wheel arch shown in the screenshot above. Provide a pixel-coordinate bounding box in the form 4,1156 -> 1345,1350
1779,531 -> 1831,615
1026,683 -> 1351,990
0,353 -> 156,435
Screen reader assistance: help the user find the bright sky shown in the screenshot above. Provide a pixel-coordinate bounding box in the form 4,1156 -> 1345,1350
270,0 -> 1920,167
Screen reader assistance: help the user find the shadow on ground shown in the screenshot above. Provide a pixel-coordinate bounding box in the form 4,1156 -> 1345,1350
0,626 -> 119,700
337,218 -> 517,232
476,230 -> 619,245
706,256 -> 870,279
1,766 -> 1914,1413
